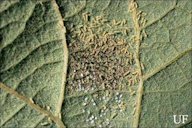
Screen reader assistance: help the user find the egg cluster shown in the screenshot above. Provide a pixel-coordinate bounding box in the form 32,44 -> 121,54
64,12 -> 142,127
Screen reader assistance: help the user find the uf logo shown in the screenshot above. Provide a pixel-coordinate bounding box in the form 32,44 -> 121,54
173,115 -> 188,124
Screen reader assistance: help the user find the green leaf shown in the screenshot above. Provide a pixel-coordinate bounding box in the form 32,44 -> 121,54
0,0 -> 191,128
138,0 -> 192,127
0,0 -> 67,127
57,0 -> 191,127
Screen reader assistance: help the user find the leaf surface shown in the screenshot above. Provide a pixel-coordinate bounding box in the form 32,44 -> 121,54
0,0 -> 191,128
57,0 -> 192,127
0,0 -> 67,127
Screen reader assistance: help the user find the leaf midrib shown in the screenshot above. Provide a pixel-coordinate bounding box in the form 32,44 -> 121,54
128,0 -> 144,127
129,0 -> 191,127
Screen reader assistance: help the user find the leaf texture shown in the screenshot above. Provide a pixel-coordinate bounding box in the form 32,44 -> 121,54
0,0 -> 67,127
0,0 -> 191,128
57,0 -> 192,127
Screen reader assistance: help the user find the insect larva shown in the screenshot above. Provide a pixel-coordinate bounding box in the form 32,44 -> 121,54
121,19 -> 127,26
122,29 -> 128,35
41,122 -> 49,126
137,14 -> 141,21
128,0 -> 137,12
140,34 -> 143,41
122,29 -> 126,35
90,35 -> 95,41
131,90 -> 136,96
117,40 -> 124,45
140,17 -> 146,26
128,79 -> 132,86
132,107 -> 136,115
130,35 -> 136,42
71,35 -> 76,38
110,112 -> 118,119
123,47 -> 128,54
95,50 -> 100,56
103,37 -> 107,43
96,15 -> 102,21
122,39 -> 129,44
132,78 -> 135,85
106,23 -> 112,28
79,33 -> 83,40
46,106 -> 51,111
121,48 -> 126,53
80,28 -> 84,33
86,36 -> 91,42
133,1 -> 138,8
74,30 -> 81,35
94,19 -> 100,25
87,27 -> 92,32
58,113 -> 62,119
129,53 -> 133,61
140,17 -> 144,23
123,71 -> 130,76
48,117 -> 52,123
112,19 -> 116,26
137,11 -> 142,16
83,26 -> 87,31
98,27 -> 102,33
116,21 -> 121,26
118,102 -> 126,112
128,4 -> 133,12
102,31 -> 107,36
133,75 -> 138,84
113,30 -> 121,34
106,32 -> 114,36
82,12 -> 89,22
143,19 -> 147,27
118,84 -> 123,90
29,98 -> 34,104
142,12 -> 147,16
102,19 -> 108,23
141,62 -> 145,70
103,46 -> 108,52
90,23 -> 95,28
